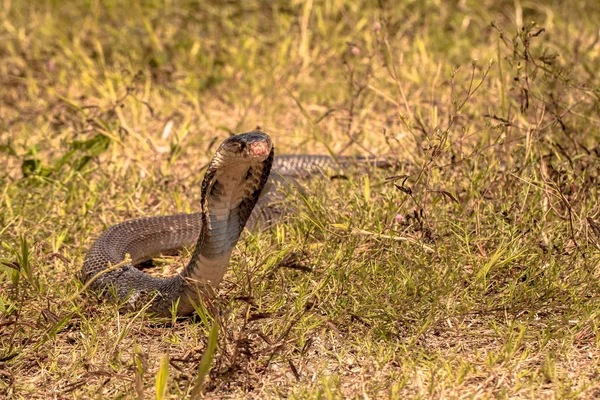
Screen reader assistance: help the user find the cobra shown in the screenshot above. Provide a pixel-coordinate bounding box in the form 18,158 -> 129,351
82,131 -> 274,316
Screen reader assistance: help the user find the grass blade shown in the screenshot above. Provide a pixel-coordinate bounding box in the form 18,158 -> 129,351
190,321 -> 219,399
155,353 -> 169,400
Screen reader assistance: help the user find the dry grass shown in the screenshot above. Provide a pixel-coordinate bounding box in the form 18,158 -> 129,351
2,0 -> 600,398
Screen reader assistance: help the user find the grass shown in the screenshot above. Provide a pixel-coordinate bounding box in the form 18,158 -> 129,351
1,0 -> 600,398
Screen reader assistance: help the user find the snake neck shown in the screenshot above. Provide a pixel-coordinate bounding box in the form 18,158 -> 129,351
181,149 -> 274,290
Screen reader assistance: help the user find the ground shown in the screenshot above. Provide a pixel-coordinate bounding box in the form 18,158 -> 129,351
1,0 -> 600,398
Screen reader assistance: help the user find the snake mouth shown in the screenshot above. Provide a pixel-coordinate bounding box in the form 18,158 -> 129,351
249,141 -> 270,157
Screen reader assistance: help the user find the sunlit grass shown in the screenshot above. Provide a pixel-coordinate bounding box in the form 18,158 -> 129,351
1,0 -> 600,398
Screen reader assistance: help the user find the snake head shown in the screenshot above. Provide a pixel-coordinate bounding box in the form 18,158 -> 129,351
215,131 -> 274,165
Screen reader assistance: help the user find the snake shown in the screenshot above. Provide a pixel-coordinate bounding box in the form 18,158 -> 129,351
81,131 -> 389,316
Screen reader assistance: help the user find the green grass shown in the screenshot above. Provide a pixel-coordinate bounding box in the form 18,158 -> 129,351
2,0 -> 600,398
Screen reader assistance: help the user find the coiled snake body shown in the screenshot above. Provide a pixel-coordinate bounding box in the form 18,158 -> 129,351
82,131 -> 381,316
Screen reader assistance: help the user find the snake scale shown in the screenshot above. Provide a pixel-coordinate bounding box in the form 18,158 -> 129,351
82,131 -> 386,316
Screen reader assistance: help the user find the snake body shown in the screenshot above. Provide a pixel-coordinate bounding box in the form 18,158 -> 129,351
82,131 -> 388,316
